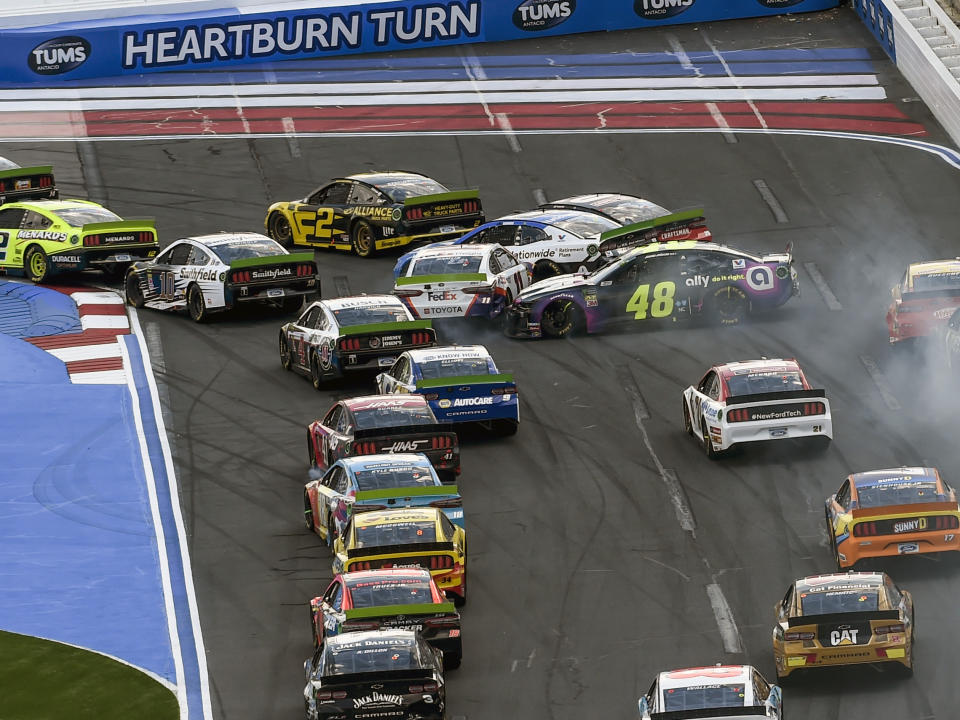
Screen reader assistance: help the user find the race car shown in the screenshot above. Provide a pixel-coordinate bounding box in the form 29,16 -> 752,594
934,307 -> 960,374
309,569 -> 462,667
0,156 -> 58,204
332,507 -> 468,605
303,453 -> 464,546
125,232 -> 317,322
265,170 -> 483,258
0,199 -> 157,283
393,244 -> 530,320
303,630 -> 445,720
376,345 -> 519,436
504,240 -> 798,338
887,258 -> 960,344
279,294 -> 436,387
772,572 -> 914,681
637,665 -> 782,719
826,466 -> 960,570
307,396 -> 459,482
681,358 -> 832,459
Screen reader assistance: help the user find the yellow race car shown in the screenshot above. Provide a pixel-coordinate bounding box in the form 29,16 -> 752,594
772,572 -> 914,681
332,507 -> 467,605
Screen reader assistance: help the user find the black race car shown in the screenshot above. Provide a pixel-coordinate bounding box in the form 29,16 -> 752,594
307,396 -> 459,482
0,156 -> 58,205
265,171 -> 484,258
303,629 -> 445,720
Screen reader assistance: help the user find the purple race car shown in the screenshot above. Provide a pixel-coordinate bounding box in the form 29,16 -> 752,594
503,240 -> 799,338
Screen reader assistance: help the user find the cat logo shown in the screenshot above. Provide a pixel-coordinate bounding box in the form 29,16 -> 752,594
829,628 -> 859,646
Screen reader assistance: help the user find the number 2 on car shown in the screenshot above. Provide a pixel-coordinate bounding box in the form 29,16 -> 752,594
626,281 -> 676,319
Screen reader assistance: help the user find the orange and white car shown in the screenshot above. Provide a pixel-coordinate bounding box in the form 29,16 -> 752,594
826,466 -> 960,569
886,259 -> 960,344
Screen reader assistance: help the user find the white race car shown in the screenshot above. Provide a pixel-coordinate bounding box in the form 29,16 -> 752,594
393,243 -> 530,320
637,664 -> 782,719
681,358 -> 832,458
125,231 -> 318,321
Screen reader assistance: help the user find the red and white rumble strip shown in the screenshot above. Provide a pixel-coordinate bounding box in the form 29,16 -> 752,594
26,287 -> 130,384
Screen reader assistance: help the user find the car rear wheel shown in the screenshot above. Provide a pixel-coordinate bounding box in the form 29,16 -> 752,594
25,246 -> 49,284
307,431 -> 317,467
279,296 -> 303,314
532,260 -> 563,283
280,333 -> 292,370
326,517 -> 337,548
709,285 -> 749,326
269,212 -> 293,247
310,351 -> 325,390
682,399 -> 693,436
541,299 -> 582,338
825,509 -> 842,570
303,491 -> 314,532
187,284 -> 208,323
702,422 -> 719,460
125,270 -> 145,308
493,419 -> 518,437
444,652 -> 462,670
351,220 -> 376,258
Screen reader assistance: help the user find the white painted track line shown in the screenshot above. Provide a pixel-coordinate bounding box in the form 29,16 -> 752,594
49,342 -> 122,362
81,315 -> 130,329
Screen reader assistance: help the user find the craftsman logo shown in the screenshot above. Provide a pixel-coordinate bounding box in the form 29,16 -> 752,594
29,36 -> 90,75
513,0 -> 575,31
387,440 -> 427,452
634,0 -> 694,19
452,397 -> 493,407
252,267 -> 294,280
829,628 -> 859,646
757,0 -> 803,6
353,691 -> 404,708
894,518 -> 926,533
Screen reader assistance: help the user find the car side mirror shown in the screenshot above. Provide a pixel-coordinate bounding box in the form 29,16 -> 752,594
375,373 -> 386,385
303,658 -> 314,680
637,697 -> 649,716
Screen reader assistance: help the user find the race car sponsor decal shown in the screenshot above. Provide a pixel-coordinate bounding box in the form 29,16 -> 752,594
378,335 -> 404,347
513,0 -> 575,31
319,338 -> 334,369
20,230 -> 68,241
51,254 -> 83,265
757,0 -> 804,7
353,691 -> 404,709
344,206 -> 396,220
350,398 -> 416,410
422,306 -> 464,315
685,274 -> 710,288
746,265 -> 775,292
893,518 -> 927,533
427,290 -> 458,301
583,289 -> 598,307
514,248 -> 557,260
711,273 -> 745,282
732,258 -> 746,269
384,440 -> 431,452
829,629 -> 861,645
451,397 -> 493,407
102,234 -> 138,244
179,267 -> 221,281
252,266 -> 294,280
29,36 -> 91,75
634,0 -> 694,20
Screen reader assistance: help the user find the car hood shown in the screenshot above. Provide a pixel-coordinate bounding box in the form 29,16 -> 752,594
518,273 -> 593,301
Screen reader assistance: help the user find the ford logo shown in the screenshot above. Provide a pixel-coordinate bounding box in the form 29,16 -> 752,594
634,0 -> 695,19
512,0 -> 576,31
756,0 -> 804,6
28,36 -> 91,75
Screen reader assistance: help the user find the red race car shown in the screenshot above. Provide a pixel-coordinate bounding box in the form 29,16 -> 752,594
887,259 -> 960,345
307,395 -> 459,482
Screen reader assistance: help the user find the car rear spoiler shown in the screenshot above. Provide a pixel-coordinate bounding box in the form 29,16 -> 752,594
352,423 -> 455,440
396,273 -> 486,286
320,667 -> 433,686
415,373 -> 514,390
787,610 -> 899,627
229,251 -> 314,270
650,708 -> 770,720
850,501 -> 958,519
724,389 -> 826,406
346,541 -> 455,559
81,219 -> 157,233
403,189 -> 479,206
344,602 -> 457,620
354,486 -> 461,502
339,320 -> 432,336
597,208 -> 706,254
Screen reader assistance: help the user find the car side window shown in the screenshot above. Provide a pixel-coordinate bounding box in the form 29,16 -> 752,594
488,253 -> 502,275
336,409 -> 351,435
519,226 -> 549,245
392,356 -> 410,383
439,513 -> 456,540
611,258 -> 639,285
321,466 -> 338,489
330,583 -> 343,611
780,585 -> 794,614
348,183 -> 380,205
335,469 -> 350,495
680,251 -> 724,276
707,375 -> 721,400
21,211 -> 52,230
835,479 -> 851,510
753,671 -> 770,700
186,246 -> 210,266
697,371 -> 716,395
299,306 -> 320,329
0,208 -> 26,229
884,577 -> 901,606
323,404 -> 343,429
168,244 -> 192,266
317,182 -> 351,206
322,579 -> 340,604
496,249 -> 517,270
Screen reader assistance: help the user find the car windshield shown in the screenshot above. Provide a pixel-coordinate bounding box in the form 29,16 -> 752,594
663,685 -> 747,711
410,255 -> 482,276
354,520 -> 438,547
52,206 -> 121,226
856,481 -> 940,508
209,237 -> 286,263
352,405 -> 435,430
549,214 -> 619,238
913,272 -> 960,291
800,589 -> 879,615
418,358 -> 489,379
333,306 -> 408,326
348,579 -> 435,608
326,641 -> 417,674
374,176 -> 448,202
726,371 -> 804,396
354,466 -> 435,491
590,197 -> 669,224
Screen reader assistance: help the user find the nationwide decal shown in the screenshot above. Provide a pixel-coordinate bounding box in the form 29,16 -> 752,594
28,36 -> 91,75
252,267 -> 294,280
513,0 -> 575,31
20,230 -> 68,241
514,248 -> 557,259
634,0 -> 695,20
452,397 -> 493,407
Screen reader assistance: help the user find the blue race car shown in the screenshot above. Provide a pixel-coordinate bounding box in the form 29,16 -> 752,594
303,453 -> 463,545
375,345 -> 519,436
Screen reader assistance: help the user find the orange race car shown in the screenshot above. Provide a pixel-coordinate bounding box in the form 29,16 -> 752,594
825,467 -> 960,569
887,259 -> 960,344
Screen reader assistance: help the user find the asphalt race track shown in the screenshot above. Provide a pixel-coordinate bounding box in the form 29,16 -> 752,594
8,9 -> 960,720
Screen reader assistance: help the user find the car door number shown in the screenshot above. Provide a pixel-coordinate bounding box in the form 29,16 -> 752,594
294,208 -> 335,243
0,231 -> 9,262
626,281 -> 676,319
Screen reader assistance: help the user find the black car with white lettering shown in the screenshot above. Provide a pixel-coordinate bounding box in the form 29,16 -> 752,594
308,396 -> 460,483
280,294 -> 437,387
265,171 -> 484,258
0,156 -> 58,205
303,629 -> 445,720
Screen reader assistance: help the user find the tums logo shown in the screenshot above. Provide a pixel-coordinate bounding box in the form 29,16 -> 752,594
512,0 -> 575,31
29,36 -> 91,75
634,0 -> 694,19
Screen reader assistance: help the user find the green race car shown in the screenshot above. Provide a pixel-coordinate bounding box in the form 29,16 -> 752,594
0,199 -> 158,283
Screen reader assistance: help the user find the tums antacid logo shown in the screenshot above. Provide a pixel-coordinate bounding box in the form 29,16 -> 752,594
634,0 -> 694,20
29,36 -> 91,75
512,0 -> 576,31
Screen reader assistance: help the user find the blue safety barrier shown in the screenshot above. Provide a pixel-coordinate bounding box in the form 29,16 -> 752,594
0,0 -> 841,83
0,280 -> 81,338
852,0 -> 897,61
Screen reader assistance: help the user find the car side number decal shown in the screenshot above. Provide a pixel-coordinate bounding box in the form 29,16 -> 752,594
315,209 -> 334,241
161,271 -> 176,301
0,231 -> 9,262
626,281 -> 675,319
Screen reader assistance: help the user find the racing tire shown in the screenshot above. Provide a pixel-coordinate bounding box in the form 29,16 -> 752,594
187,284 -> 209,323
493,419 -> 519,437
826,509 -> 843,571
279,296 -> 303,314
702,422 -> 720,460
303,491 -> 314,532
310,606 -> 321,650
24,246 -> 50,284
444,652 -> 462,671
532,260 -> 563,283
682,399 -> 693,436
351,220 -> 377,258
279,333 -> 292,370
268,212 -> 294,248
540,299 -> 583,339
310,351 -> 326,390
125,270 -> 145,308
326,518 -> 337,548
709,285 -> 749,326
307,431 -> 317,468
810,435 -> 832,454
101,262 -> 128,281
452,576 -> 466,608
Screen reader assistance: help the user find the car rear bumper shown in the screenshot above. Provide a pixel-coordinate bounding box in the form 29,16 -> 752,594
49,247 -> 158,273
776,643 -> 909,677
503,305 -> 541,338
719,417 -> 832,451
838,533 -> 960,568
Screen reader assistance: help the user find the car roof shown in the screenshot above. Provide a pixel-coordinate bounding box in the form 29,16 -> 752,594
716,358 -> 800,377
9,199 -> 101,211
549,192 -> 647,205
407,345 -> 490,363
850,467 -> 939,489
343,395 -> 429,411
185,232 -> 275,247
795,572 -> 884,594
342,568 -> 433,587
658,665 -> 753,691
353,507 -> 440,526
909,259 -> 960,277
344,171 -> 430,185
413,244 -> 492,259
502,208 -> 614,226
322,295 -> 405,311
339,454 -> 434,472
